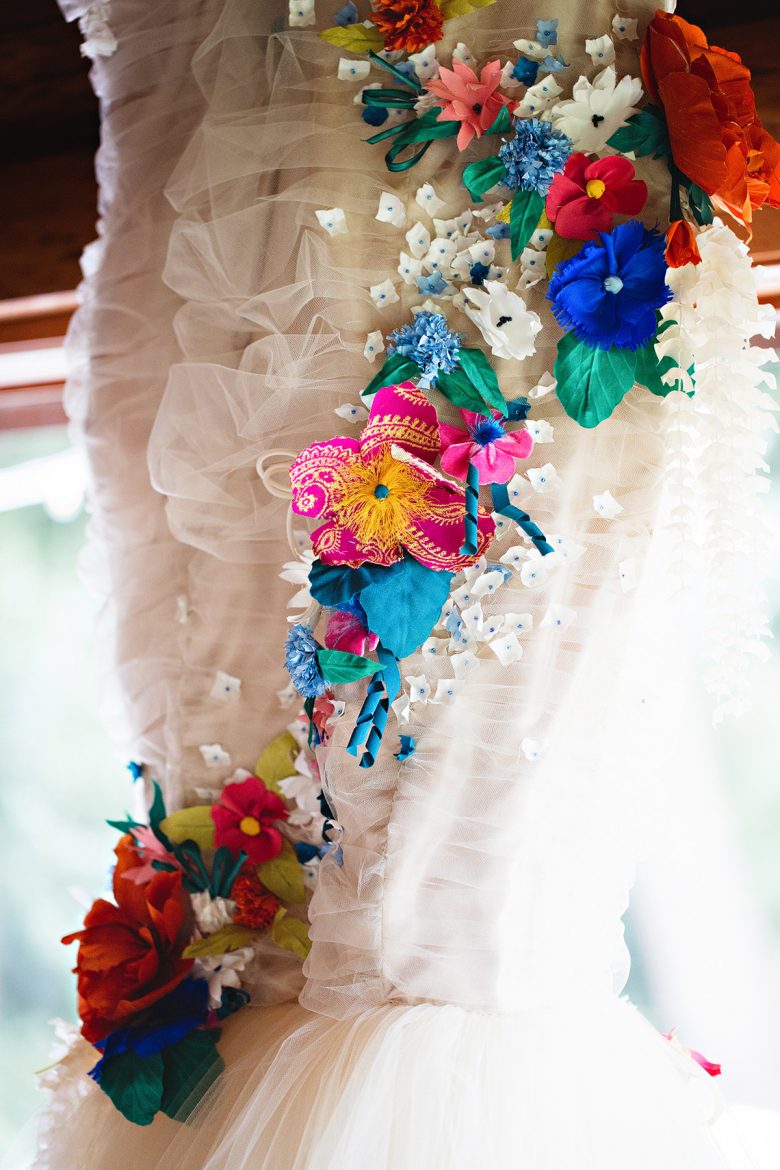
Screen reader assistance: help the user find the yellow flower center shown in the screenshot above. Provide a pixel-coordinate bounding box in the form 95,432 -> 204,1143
239,816 -> 262,837
336,450 -> 427,554
586,178 -> 606,200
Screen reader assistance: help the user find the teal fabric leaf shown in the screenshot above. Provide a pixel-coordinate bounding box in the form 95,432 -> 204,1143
554,334 -> 638,428
160,1030 -> 224,1122
362,352 -> 420,401
510,189 -> 545,261
317,649 -> 384,685
685,182 -> 714,227
457,349 -> 508,416
607,105 -> 670,160
634,338 -> 678,397
308,559 -> 403,608
359,555 -> 453,659
463,155 -> 507,202
98,1051 -> 165,1127
149,781 -> 168,831
436,367 -> 495,414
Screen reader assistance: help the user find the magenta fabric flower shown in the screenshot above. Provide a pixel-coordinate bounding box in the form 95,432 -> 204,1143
439,410 -> 534,484
426,59 -> 517,151
211,776 -> 288,864
290,381 -> 495,571
325,606 -> 379,656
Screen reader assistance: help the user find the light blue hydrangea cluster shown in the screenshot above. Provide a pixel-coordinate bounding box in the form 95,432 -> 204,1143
388,311 -> 462,385
499,118 -> 572,196
285,623 -> 327,698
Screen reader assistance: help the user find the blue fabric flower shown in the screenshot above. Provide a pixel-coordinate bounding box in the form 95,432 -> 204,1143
498,119 -> 571,195
547,221 -> 671,351
539,53 -> 568,74
512,58 -> 539,86
415,272 -> 449,297
486,221 -> 511,241
469,261 -> 491,286
285,624 -> 327,698
362,106 -> 389,127
536,18 -> 558,46
333,1 -> 359,25
388,311 -> 462,385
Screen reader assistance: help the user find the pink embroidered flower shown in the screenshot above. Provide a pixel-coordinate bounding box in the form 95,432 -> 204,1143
439,409 -> 534,485
545,154 -> 648,241
211,776 -> 288,864
325,604 -> 379,656
426,59 -> 517,151
290,382 -> 494,571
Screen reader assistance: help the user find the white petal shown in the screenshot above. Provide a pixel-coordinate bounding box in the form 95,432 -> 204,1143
363,330 -> 385,363
586,35 -> 615,66
369,279 -> 399,308
406,221 -> 431,258
315,207 -> 348,236
416,182 -> 446,215
199,743 -> 232,768
210,671 -> 242,701
526,463 -> 560,493
488,632 -> 524,665
431,678 -> 464,704
593,489 -> 623,519
521,738 -> 544,761
376,192 -> 406,228
540,604 -> 577,632
450,650 -> 479,677
338,57 -> 371,80
407,674 -> 431,703
526,418 -> 554,444
397,251 -> 424,284
503,612 -> 534,636
612,15 -> 638,40
334,402 -> 369,422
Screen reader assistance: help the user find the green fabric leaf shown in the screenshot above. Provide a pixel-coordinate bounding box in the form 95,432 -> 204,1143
106,816 -> 142,834
98,1050 -> 164,1127
257,838 -> 306,904
319,24 -> 385,53
255,731 -> 299,793
463,156 -> 506,202
308,558 -> 404,608
362,352 -> 419,401
317,648 -> 384,685
271,908 -> 312,961
457,349 -> 508,416
607,105 -> 670,160
360,555 -> 453,659
685,182 -> 714,227
183,924 -> 263,959
554,334 -> 638,428
149,782 -> 168,831
160,1029 -> 223,1122
510,189 -> 545,262
436,367 -> 496,415
158,806 -> 215,850
440,0 -> 497,15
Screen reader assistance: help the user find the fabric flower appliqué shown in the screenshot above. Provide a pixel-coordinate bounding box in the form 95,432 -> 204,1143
498,117 -> 572,195
371,0 -> 445,55
285,623 -> 327,698
290,381 -> 495,571
550,66 -> 643,153
440,410 -> 534,484
547,220 -> 670,350
426,59 -> 517,151
211,776 -> 289,864
388,311 -> 462,386
463,281 -> 542,361
545,154 -> 648,240
325,598 -> 379,656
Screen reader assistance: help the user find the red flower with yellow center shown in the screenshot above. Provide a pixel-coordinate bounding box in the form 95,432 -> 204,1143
62,835 -> 193,1043
372,0 -> 445,54
211,776 -> 288,865
545,154 -> 648,241
641,11 -> 780,227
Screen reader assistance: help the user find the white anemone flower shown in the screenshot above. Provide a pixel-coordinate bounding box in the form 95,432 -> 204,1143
550,66 -> 643,153
463,280 -> 542,362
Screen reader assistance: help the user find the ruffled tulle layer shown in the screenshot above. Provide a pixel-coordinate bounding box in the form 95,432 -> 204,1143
33,997 -> 780,1170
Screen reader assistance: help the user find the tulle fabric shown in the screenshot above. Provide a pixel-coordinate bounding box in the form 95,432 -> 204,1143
38,0 -> 780,1166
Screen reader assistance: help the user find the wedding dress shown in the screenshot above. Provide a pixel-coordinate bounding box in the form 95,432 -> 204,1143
33,0 -> 780,1167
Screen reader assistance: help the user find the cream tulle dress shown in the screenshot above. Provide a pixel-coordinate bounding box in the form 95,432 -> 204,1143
33,0 -> 780,1166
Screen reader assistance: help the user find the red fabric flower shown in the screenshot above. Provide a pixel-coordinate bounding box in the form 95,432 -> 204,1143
665,219 -> 701,267
62,836 -> 193,1043
426,59 -> 516,151
640,12 -> 780,226
211,776 -> 288,864
545,154 -> 648,240
231,869 -> 280,930
371,0 -> 445,54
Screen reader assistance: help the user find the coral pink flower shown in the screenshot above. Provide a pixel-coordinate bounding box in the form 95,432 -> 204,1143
439,410 -> 534,485
545,154 -> 648,240
426,59 -> 517,151
325,604 -> 379,656
211,776 -> 288,864
290,382 -> 494,571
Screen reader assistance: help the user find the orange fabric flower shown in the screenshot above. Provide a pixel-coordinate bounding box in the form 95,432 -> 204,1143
640,11 -> 780,226
62,836 -> 193,1043
231,869 -> 280,930
372,0 -> 445,54
665,219 -> 701,268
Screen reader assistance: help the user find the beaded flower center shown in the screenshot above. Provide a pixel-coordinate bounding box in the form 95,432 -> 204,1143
336,451 -> 428,551
586,178 -> 606,199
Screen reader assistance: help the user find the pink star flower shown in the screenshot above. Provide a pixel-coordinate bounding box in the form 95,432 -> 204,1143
439,409 -> 534,485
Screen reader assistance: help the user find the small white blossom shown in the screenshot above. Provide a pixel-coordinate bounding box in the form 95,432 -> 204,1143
416,182 -> 446,215
526,463 -> 561,493
529,372 -> 557,400
364,330 -> 385,362
541,604 -> 577,632
407,675 -> 431,703
431,678 -> 464,704
585,34 -> 616,66
334,402 -> 369,422
503,612 -> 533,636
521,738 -> 544,761
194,948 -> 255,1009
210,671 -> 242,702
619,558 -> 638,594
526,419 -> 554,444
593,489 -> 623,519
315,208 -> 348,236
513,38 -> 548,61
450,650 -> 479,677
452,42 -> 476,67
199,744 -> 231,768
489,632 -> 524,665
409,44 -> 438,82
337,57 -> 371,81
191,893 -> 236,935
289,0 -> 316,26
369,279 -> 400,308
398,251 -> 424,284
376,192 -> 406,228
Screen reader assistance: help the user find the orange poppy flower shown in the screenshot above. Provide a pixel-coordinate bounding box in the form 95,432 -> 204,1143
62,835 -> 193,1043
640,11 -> 780,227
372,0 -> 445,55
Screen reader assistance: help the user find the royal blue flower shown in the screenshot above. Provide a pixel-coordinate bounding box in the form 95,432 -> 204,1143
362,105 -> 389,127
498,118 -> 571,196
469,261 -> 491,286
512,58 -> 539,86
333,1 -> 359,25
389,311 -> 462,384
285,624 -> 327,698
547,220 -> 671,351
536,18 -> 559,46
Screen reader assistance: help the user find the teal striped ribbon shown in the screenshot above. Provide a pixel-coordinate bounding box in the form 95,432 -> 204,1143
460,461 -> 480,556
490,482 -> 554,556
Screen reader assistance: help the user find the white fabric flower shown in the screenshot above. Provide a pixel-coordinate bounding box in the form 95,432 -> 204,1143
194,948 -> 255,1010
369,279 -> 400,308
452,42 -> 476,67
526,419 -> 554,444
469,568 -> 507,599
529,372 -> 557,400
289,0 -> 316,26
334,401 -> 369,422
489,633 -> 524,665
520,551 -> 557,588
431,678 -> 464,704
191,893 -> 236,935
540,604 -> 577,632
363,331 -> 385,363
405,222 -> 431,258
279,549 -> 316,620
199,743 -> 231,768
338,57 -> 371,81
210,670 -> 242,701
519,246 -> 546,276
526,463 -> 561,493
593,489 -> 623,519
612,15 -> 638,40
277,683 -> 297,708
416,182 -> 446,215
521,738 -> 544,761
450,650 -> 479,677
513,38 -> 548,61
398,251 -> 424,284
409,44 -> 438,82
550,66 -> 643,152
463,281 -> 542,361
618,558 -> 638,594
376,192 -> 406,228
79,5 -> 118,58
516,76 -> 563,118
503,612 -> 533,636
585,35 -> 616,66
315,208 -> 348,236
407,675 -> 431,703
